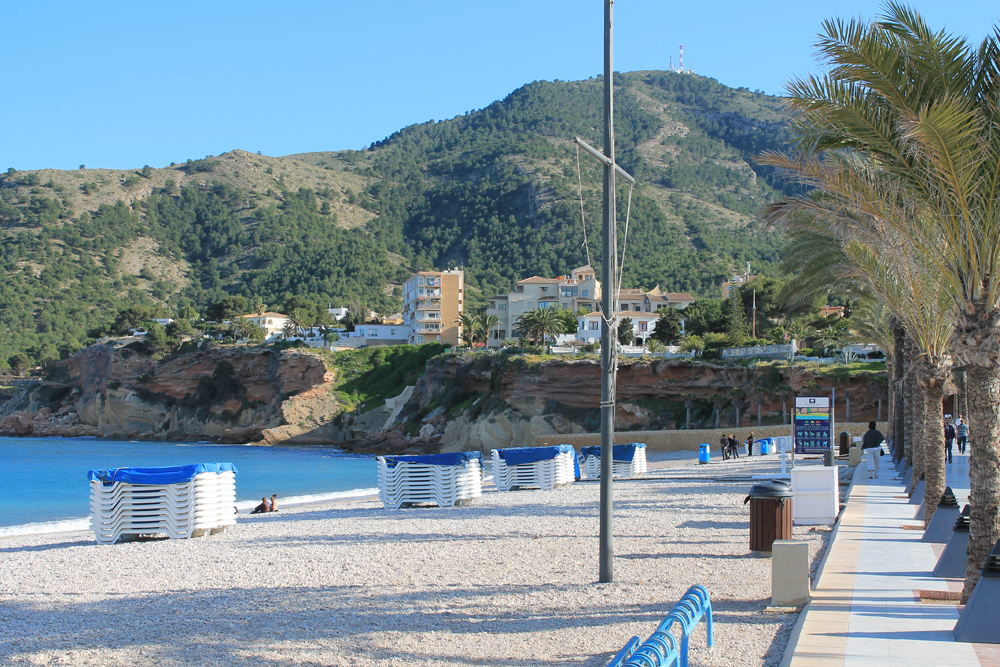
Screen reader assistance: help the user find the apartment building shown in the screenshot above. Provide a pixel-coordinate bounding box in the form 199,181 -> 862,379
402,269 -> 464,346
485,265 -> 694,346
485,265 -> 600,347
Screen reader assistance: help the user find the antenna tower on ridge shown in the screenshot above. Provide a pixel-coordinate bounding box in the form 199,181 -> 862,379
679,44 -> 684,72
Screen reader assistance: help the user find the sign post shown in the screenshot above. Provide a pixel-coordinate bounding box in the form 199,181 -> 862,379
794,397 -> 833,455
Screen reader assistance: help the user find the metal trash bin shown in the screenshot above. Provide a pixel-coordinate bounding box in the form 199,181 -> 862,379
744,480 -> 793,556
699,444 -> 710,464
839,431 -> 850,455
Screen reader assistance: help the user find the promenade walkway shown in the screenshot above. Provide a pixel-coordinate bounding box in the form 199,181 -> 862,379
782,452 -> 1000,666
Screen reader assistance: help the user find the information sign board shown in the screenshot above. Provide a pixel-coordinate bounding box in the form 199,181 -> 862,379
794,396 -> 833,454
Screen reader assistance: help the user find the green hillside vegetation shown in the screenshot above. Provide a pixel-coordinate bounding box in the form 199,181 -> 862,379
0,70 -> 798,368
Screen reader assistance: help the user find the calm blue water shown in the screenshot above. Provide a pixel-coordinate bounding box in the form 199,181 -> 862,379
0,437 -> 378,535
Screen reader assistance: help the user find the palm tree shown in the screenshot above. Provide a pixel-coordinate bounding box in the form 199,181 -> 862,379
760,5 -> 997,596
232,318 -> 252,342
250,297 -> 267,324
710,393 -> 726,430
456,313 -> 478,346
682,393 -> 696,430
514,308 -> 565,345
476,313 -> 500,346
763,194 -> 953,524
282,321 -> 296,340
289,308 -> 310,337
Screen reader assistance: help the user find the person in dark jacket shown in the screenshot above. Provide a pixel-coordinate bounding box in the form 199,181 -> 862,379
862,421 -> 885,479
720,434 -> 730,461
746,432 -> 756,457
944,420 -> 956,464
728,435 -> 739,459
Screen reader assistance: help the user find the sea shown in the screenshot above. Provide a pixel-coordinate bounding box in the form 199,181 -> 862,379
0,436 -> 379,537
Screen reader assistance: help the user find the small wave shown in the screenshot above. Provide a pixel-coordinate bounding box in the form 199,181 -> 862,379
1,489 -> 380,537
0,517 -> 90,538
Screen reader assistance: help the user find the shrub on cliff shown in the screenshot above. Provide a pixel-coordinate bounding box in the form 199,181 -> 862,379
188,360 -> 244,406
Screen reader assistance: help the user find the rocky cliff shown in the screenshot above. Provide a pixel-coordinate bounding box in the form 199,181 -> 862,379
389,354 -> 890,454
0,345 -> 890,456
0,344 -> 343,443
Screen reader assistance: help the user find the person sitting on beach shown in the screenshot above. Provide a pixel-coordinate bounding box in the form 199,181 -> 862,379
269,493 -> 278,512
250,497 -> 271,514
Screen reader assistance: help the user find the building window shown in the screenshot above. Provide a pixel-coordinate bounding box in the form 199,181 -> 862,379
560,286 -> 578,297
515,286 -> 524,293
489,301 -> 495,309
638,322 -> 648,331
499,303 -> 506,310
418,276 -> 425,285
539,301 -> 555,309
634,305 -> 640,312
588,321 -> 599,331
582,290 -> 589,297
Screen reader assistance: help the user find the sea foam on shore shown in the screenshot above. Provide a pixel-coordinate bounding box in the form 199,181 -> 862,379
0,487 -> 380,538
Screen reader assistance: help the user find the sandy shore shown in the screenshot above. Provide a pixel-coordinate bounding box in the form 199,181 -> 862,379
1,454 -> 830,666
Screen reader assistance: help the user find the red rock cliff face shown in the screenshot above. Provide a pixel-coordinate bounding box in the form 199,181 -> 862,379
1,344 -> 338,442
416,355 -> 887,425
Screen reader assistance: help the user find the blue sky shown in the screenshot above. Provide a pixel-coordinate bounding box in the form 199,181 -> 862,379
4,1 -> 997,171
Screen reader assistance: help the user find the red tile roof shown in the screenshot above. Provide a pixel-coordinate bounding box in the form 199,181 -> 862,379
518,276 -> 564,284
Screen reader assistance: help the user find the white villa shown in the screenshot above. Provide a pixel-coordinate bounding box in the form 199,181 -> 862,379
576,310 -> 686,346
237,312 -> 290,338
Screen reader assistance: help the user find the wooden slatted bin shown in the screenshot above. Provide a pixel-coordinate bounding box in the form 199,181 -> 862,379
745,481 -> 793,557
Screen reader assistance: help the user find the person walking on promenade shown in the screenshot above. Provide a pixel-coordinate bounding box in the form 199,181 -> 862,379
862,420 -> 885,479
728,435 -> 740,459
944,420 -> 956,464
956,416 -> 969,455
720,434 -> 730,461
746,432 -> 756,457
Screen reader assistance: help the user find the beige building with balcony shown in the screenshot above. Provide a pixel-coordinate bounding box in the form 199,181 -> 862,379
403,269 -> 464,346
485,265 -> 694,346
485,265 -> 600,347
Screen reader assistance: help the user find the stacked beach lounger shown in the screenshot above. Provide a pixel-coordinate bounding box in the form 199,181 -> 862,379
581,442 -> 648,479
491,445 -> 577,491
88,463 -> 238,545
377,452 -> 483,509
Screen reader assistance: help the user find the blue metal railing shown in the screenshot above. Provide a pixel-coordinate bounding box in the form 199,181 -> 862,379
606,585 -> 713,667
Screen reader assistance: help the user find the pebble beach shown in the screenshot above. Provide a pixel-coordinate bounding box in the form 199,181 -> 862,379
1,455 -> 831,666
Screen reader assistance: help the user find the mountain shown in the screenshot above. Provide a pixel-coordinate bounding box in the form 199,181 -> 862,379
0,69 -> 795,367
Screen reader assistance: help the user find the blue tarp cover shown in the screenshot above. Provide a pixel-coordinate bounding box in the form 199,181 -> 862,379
580,443 -> 646,462
497,445 -> 575,466
383,452 -> 483,468
87,462 -> 238,485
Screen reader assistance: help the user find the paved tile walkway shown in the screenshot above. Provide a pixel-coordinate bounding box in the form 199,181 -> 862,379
783,452 -> 1000,667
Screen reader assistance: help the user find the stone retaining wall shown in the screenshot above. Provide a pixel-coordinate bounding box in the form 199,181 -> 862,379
537,421 -> 889,452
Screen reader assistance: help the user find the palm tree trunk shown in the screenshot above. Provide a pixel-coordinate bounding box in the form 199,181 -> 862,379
845,391 -> 852,423
714,402 -> 721,429
963,363 -> 1000,602
916,363 -> 945,526
757,401 -> 763,426
893,322 -> 906,462
782,398 -> 788,425
877,393 -> 883,423
910,375 -> 925,484
685,402 -> 692,430
903,337 -> 916,470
